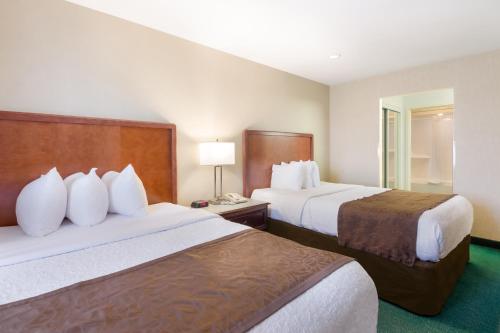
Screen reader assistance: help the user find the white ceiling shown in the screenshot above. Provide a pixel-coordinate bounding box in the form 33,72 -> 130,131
67,0 -> 500,85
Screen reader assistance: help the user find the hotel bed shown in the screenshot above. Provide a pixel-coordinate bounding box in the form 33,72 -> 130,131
0,111 -> 378,333
252,182 -> 473,263
243,129 -> 473,315
0,204 -> 377,333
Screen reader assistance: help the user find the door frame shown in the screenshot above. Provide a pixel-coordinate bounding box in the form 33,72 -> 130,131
382,107 -> 401,188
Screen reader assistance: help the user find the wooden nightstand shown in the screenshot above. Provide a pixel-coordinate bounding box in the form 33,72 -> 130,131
204,199 -> 270,230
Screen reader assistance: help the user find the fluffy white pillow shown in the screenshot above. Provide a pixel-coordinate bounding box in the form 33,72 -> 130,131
65,168 -> 109,226
102,164 -> 148,216
15,167 -> 67,237
291,160 -> 320,188
290,160 -> 315,189
271,163 -> 303,191
310,161 -> 321,187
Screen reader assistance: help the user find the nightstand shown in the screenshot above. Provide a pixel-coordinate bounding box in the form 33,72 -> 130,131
204,199 -> 270,230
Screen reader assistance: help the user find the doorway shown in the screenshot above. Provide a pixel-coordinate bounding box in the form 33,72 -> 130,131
381,89 -> 454,194
410,105 -> 453,193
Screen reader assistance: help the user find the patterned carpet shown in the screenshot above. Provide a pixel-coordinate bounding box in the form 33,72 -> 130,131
378,244 -> 500,332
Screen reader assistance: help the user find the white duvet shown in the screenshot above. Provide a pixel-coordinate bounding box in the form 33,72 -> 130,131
252,182 -> 473,262
0,203 -> 378,333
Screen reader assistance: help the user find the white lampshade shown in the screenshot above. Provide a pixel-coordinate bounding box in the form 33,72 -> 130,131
199,142 -> 235,166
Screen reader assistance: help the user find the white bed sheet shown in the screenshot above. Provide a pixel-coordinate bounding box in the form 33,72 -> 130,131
0,203 -> 378,333
252,182 -> 473,262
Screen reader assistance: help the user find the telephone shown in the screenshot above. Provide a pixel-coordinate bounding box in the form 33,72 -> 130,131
222,193 -> 248,204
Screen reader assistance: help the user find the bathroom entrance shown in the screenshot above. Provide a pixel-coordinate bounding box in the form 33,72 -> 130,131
381,89 -> 454,194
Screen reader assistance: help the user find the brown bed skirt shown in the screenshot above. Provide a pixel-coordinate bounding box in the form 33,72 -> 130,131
267,218 -> 470,316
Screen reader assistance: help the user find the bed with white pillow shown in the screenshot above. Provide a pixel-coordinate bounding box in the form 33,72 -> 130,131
252,181 -> 473,262
0,112 -> 378,333
242,129 -> 473,316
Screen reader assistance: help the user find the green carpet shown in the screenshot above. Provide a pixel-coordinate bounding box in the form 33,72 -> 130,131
378,244 -> 500,332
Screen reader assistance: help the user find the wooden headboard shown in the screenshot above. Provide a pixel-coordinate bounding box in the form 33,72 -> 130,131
0,111 -> 177,227
242,130 -> 313,197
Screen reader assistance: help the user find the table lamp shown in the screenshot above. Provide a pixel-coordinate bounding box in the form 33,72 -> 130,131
199,140 -> 235,204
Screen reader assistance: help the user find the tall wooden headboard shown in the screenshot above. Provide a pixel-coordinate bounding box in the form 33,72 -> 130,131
242,130 -> 313,197
0,111 -> 177,227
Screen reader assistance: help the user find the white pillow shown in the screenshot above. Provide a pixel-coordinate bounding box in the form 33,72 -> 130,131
310,161 -> 321,187
271,163 -> 303,191
64,171 -> 84,187
15,167 -> 67,237
290,160 -> 315,189
65,168 -> 109,226
102,164 -> 148,216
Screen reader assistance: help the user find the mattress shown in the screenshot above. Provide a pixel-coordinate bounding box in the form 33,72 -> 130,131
0,203 -> 378,333
252,182 -> 473,262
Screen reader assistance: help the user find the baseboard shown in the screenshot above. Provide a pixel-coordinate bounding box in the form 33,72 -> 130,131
471,236 -> 500,249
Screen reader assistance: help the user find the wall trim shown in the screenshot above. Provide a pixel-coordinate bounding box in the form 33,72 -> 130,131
471,236 -> 500,249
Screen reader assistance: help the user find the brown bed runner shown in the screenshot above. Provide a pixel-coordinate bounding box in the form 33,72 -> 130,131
0,229 -> 352,333
338,190 -> 455,266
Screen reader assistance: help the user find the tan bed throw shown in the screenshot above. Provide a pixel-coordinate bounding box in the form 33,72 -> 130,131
338,190 -> 455,266
0,229 -> 352,333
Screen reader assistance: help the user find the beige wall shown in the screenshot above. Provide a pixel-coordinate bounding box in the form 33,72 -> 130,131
0,0 -> 329,205
330,50 -> 500,241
